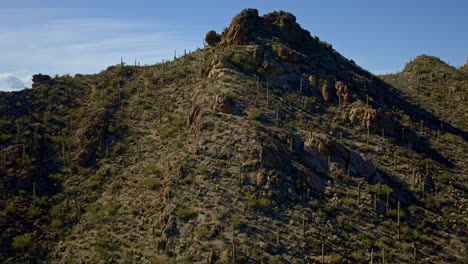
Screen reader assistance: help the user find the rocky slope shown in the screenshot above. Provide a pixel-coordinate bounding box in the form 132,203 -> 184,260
0,9 -> 467,264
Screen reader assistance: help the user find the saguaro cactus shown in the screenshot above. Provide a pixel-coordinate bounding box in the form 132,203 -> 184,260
397,201 -> 401,240
231,224 -> 236,263
299,78 -> 303,94
266,82 -> 270,106
358,183 -> 361,204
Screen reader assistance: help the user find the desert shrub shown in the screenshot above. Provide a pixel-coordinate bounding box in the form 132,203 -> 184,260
330,253 -> 344,263
245,193 -> 275,213
349,250 -> 366,262
193,165 -> 209,176
247,109 -> 261,120
359,232 -> 375,249
438,172 -> 451,184
330,121 -> 340,132
144,177 -> 161,190
269,255 -> 282,264
50,218 -> 63,228
221,169 -> 231,177
336,215 -> 353,230
228,214 -> 246,230
195,225 -> 215,240
0,134 -> 13,142
11,233 -> 33,249
159,117 -> 184,138
176,207 -> 197,221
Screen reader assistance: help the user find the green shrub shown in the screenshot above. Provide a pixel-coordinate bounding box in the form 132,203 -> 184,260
195,225 -> 214,240
193,165 -> 209,176
11,233 -> 33,249
228,214 -> 246,229
176,207 -> 197,221
50,218 -> 63,228
330,253 -> 344,263
247,109 -> 261,120
144,177 -> 161,190
349,250 -> 366,262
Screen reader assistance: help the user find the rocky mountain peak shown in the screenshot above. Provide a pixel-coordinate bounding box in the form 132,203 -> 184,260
206,8 -> 313,49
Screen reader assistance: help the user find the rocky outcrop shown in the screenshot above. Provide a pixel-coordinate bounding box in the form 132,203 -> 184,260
273,44 -> 304,63
220,9 -> 312,48
211,93 -> 233,114
335,81 -> 350,105
73,109 -> 110,166
303,133 -> 381,182
207,55 -> 236,79
32,74 -> 56,88
320,80 -> 335,103
187,101 -> 203,134
347,107 -> 398,136
262,11 -> 311,46
221,8 -> 259,45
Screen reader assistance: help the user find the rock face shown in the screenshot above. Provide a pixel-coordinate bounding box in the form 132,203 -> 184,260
73,109 -> 110,166
273,44 -> 304,63
335,81 -> 350,105
303,133 -> 380,182
262,11 -> 311,45
320,80 -> 335,103
211,93 -> 233,114
220,9 -> 311,48
187,101 -> 203,134
221,8 -> 259,45
347,107 -> 398,136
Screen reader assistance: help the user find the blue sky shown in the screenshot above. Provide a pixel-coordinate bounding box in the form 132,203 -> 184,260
1,0 -> 467,91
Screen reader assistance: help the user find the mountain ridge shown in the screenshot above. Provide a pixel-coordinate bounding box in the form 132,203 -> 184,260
0,8 -> 466,264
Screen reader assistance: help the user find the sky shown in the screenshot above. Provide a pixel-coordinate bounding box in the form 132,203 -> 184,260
1,0 -> 467,91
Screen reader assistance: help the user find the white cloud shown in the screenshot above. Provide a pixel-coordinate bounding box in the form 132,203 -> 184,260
0,73 -> 32,91
0,8 -> 202,91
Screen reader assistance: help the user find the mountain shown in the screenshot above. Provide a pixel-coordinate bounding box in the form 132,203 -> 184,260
380,55 -> 467,132
0,9 -> 466,264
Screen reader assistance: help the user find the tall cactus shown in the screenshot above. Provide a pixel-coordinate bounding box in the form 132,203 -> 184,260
358,183 -> 361,204
321,239 -> 325,263
266,82 -> 270,107
1,145 -> 5,169
231,224 -> 236,264
397,201 -> 401,240
299,78 -> 303,94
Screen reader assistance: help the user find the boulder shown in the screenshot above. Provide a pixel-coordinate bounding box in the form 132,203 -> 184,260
205,30 -> 220,46
32,74 -> 55,88
347,107 -> 398,136
32,74 -> 51,83
246,45 -> 265,59
349,108 -> 379,130
303,133 -> 379,181
273,44 -> 304,63
308,75 -> 317,88
256,171 -> 267,185
187,101 -> 203,133
303,133 -> 348,175
320,80 -> 335,103
335,81 -> 350,105
262,11 -> 310,45
211,93 -> 233,114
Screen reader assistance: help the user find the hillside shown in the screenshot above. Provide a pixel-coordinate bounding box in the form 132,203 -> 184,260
0,9 -> 467,264
380,55 -> 467,132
